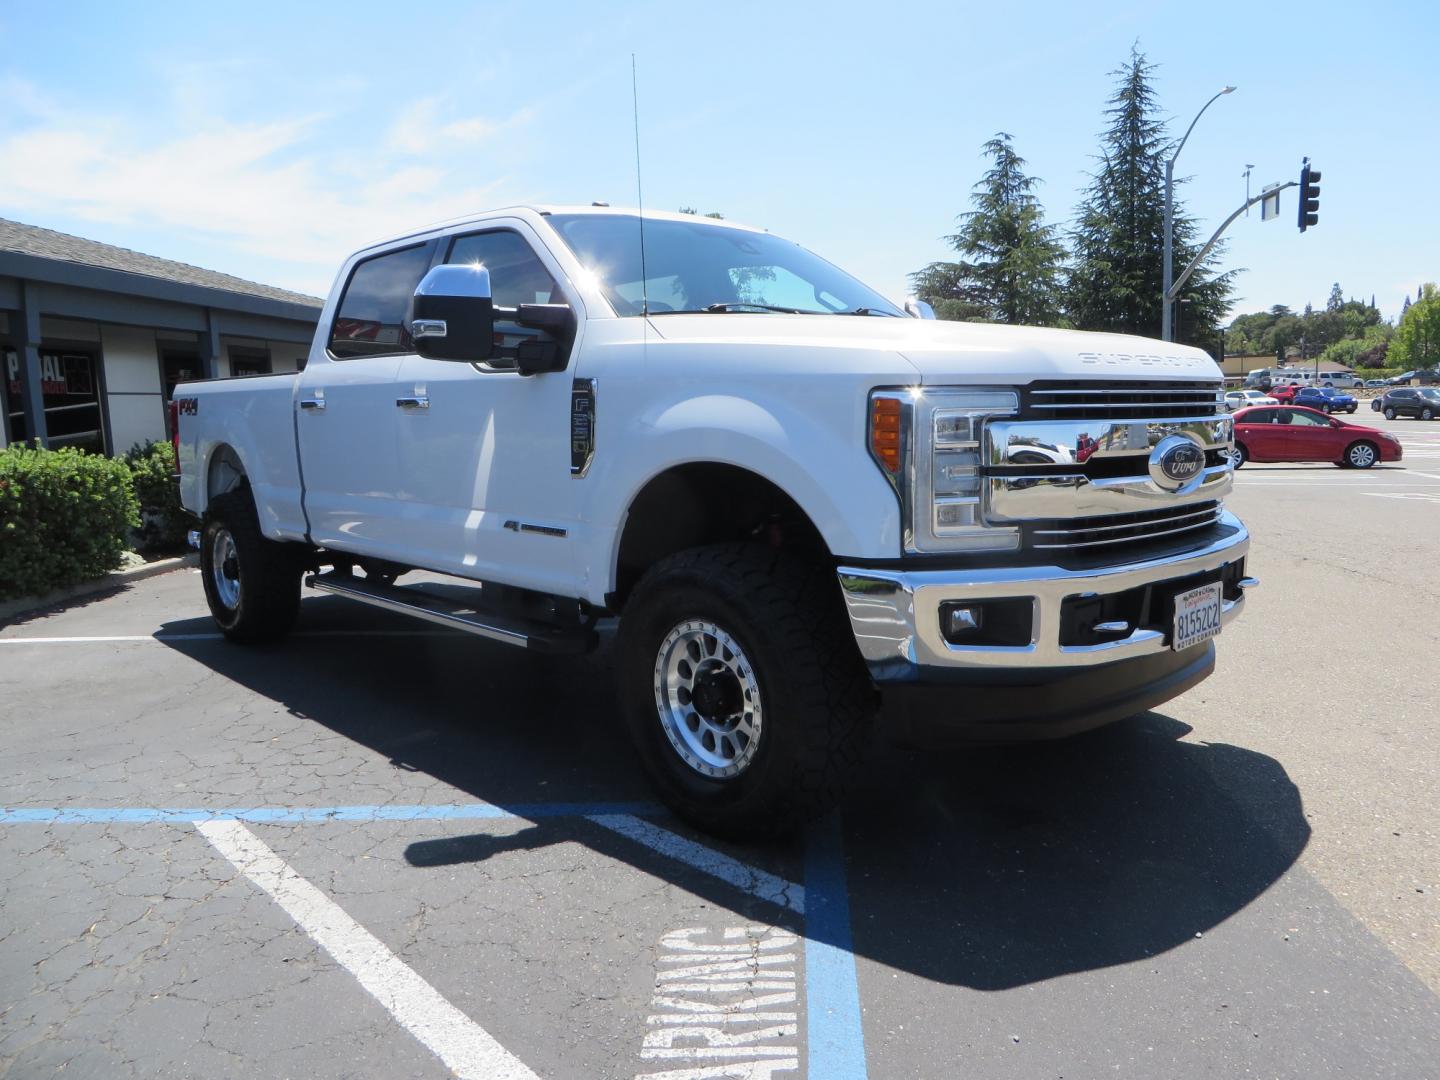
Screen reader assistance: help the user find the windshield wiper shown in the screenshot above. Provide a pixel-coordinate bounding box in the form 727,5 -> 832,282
841,307 -> 901,317
703,302 -> 820,314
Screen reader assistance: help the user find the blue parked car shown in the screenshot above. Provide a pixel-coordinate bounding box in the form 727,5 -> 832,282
1294,386 -> 1358,414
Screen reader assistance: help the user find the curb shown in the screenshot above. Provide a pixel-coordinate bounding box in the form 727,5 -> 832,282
0,554 -> 199,622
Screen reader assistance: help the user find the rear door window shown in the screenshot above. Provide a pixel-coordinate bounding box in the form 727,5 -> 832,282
329,242 -> 437,359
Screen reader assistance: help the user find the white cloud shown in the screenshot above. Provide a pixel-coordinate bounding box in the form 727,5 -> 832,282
0,81 -> 537,295
386,98 -> 536,156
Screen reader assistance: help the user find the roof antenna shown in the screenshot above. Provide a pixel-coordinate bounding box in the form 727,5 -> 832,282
631,54 -> 649,320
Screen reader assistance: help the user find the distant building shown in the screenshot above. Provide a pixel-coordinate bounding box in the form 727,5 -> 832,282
1,218 -> 322,454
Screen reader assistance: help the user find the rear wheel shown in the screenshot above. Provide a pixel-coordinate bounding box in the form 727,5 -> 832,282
200,489 -> 303,643
1345,441 -> 1378,469
617,544 -> 874,839
1227,443 -> 1248,469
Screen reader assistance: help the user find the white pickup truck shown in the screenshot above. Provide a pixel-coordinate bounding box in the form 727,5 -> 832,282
176,205 -> 1254,837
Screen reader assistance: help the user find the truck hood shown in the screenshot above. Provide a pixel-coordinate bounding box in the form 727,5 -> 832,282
645,314 -> 1221,385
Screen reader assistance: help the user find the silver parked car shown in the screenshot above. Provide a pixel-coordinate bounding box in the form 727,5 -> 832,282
1225,389 -> 1279,411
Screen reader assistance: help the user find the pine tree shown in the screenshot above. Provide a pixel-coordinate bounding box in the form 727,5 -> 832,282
1067,47 -> 1235,346
1403,294 -> 1412,316
1327,283 -> 1344,311
909,133 -> 1067,325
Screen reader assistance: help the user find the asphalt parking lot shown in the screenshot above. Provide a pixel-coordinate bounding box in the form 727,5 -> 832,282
3,416 -> 1439,1079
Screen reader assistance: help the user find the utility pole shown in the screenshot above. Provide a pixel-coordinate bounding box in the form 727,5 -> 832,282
1163,86 -> 1235,342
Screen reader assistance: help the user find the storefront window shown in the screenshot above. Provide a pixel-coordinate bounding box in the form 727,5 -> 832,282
228,346 -> 271,377
3,346 -> 105,453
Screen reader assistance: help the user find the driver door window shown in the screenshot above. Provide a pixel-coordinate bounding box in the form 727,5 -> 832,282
445,230 -> 564,366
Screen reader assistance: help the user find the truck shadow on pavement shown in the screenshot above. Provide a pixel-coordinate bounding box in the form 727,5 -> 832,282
157,598 -> 1308,992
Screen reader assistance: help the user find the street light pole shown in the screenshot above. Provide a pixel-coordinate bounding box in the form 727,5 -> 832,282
1162,86 -> 1236,342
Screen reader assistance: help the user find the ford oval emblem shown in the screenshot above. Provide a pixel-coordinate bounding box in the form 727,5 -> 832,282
1149,436 -> 1207,491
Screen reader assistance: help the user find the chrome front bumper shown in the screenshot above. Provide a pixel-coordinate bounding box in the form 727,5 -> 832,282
837,511 -> 1251,680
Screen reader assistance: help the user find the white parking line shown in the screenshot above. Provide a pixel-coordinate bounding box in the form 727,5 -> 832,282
0,630 -> 462,645
196,819 -> 541,1080
589,814 -> 806,914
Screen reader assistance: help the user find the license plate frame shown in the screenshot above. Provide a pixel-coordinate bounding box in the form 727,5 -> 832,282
1172,581 -> 1223,652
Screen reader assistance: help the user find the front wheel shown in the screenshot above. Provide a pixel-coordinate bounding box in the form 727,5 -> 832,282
1384,407 -> 1397,420
1423,408 -> 1435,421
1345,441 -> 1379,469
200,489 -> 303,643
616,544 -> 874,839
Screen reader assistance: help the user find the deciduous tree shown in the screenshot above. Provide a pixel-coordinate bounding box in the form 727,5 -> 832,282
1390,283 -> 1440,369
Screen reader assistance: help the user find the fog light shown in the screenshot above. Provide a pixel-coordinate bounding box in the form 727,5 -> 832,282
942,603 -> 983,638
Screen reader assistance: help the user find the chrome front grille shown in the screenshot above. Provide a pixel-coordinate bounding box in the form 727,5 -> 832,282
1026,501 -> 1223,550
983,379 -> 1233,556
1025,382 -> 1225,421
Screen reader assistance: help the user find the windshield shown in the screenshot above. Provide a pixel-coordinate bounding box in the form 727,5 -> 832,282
548,214 -> 905,317
1418,388 -> 1440,399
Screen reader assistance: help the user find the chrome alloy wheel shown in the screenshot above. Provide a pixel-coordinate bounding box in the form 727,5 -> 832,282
653,619 -> 763,779
1226,446 -> 1244,468
210,528 -> 241,611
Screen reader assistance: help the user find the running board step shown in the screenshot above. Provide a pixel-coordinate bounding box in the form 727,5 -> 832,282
305,571 -> 593,654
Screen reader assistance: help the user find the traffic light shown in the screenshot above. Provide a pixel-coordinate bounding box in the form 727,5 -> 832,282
1298,160 -> 1321,232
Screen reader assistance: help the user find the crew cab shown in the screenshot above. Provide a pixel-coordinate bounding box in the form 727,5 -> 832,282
175,205 -> 1255,837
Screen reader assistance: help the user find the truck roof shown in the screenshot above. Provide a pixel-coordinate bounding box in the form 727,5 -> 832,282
355,204 -> 767,256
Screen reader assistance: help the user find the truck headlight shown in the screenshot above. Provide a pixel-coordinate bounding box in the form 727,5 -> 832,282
869,387 -> 1021,554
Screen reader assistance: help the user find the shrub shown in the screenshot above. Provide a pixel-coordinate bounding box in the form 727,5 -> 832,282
0,443 -> 140,600
123,440 -> 189,552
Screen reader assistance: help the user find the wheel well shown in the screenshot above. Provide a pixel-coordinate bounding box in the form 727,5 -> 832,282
205,445 -> 248,508
611,464 -> 828,609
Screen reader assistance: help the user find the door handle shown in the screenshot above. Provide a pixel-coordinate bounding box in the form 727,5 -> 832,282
299,398 -> 326,411
396,396 -> 430,409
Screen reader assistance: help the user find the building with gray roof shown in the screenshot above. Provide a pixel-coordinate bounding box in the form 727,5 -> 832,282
1,218 -> 322,454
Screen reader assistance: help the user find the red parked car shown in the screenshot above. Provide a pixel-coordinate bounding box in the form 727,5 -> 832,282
1269,383 -> 1303,403
1229,405 -> 1403,469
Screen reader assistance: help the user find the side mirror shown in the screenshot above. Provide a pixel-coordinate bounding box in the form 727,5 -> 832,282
903,297 -> 937,320
512,304 -> 576,376
412,265 -> 494,362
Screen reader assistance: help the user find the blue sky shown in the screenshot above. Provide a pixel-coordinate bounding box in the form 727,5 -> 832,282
1,0 -> 1435,325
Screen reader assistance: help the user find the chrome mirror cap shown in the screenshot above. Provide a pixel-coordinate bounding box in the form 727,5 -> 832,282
904,297 -> 937,320
415,263 -> 492,300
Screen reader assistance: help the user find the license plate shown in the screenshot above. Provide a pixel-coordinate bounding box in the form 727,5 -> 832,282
1172,582 -> 1223,651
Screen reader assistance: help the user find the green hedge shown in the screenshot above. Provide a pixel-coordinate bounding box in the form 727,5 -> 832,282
124,440 -> 189,552
0,443 -> 140,601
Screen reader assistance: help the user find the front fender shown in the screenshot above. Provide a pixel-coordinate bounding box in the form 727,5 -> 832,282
582,391 -> 904,601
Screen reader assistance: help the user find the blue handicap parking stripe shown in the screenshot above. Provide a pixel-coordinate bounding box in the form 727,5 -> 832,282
805,813 -> 868,1079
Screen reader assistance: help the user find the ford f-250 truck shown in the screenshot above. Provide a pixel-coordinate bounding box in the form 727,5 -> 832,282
175,205 -> 1254,837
